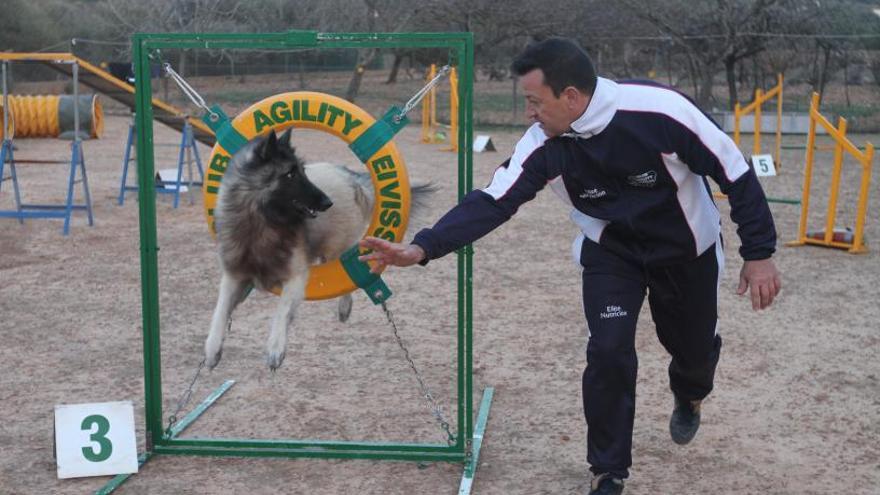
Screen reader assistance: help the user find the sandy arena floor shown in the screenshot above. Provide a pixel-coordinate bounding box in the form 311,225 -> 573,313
1,114 -> 878,494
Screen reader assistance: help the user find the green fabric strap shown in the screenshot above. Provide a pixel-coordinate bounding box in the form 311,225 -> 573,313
202,105 -> 249,154
348,106 -> 408,163
340,245 -> 391,304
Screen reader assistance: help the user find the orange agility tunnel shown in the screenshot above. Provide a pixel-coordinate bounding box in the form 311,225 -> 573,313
6,94 -> 103,139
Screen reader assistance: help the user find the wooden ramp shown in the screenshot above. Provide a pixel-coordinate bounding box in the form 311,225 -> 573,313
0,53 -> 215,146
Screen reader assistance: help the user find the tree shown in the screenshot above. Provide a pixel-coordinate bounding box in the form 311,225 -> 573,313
789,0 -> 880,103
0,0 -> 58,52
341,0 -> 421,102
619,0 -> 786,109
96,0 -> 243,75
344,0 -> 381,102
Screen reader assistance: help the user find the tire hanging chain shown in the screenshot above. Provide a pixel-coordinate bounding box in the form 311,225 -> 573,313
164,357 -> 205,436
162,62 -> 219,122
164,319 -> 230,435
394,64 -> 451,123
381,302 -> 456,446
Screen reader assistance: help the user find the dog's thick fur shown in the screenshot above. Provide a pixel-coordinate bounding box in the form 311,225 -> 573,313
205,128 -> 396,370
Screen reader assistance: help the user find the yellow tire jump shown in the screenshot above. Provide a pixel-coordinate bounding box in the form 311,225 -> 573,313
203,91 -> 412,300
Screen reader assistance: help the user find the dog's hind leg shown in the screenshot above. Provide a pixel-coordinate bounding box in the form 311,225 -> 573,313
266,260 -> 309,371
205,273 -> 249,369
337,294 -> 353,322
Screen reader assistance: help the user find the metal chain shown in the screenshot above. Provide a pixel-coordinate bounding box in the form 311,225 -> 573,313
381,302 -> 456,445
395,64 -> 451,123
164,357 -> 206,435
161,62 -> 220,122
164,318 -> 232,435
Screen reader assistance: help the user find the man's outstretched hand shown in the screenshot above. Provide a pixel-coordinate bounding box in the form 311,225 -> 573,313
358,237 -> 426,274
737,258 -> 782,311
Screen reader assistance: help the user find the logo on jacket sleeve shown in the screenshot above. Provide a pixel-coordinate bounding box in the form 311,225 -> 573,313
579,188 -> 607,199
627,170 -> 657,187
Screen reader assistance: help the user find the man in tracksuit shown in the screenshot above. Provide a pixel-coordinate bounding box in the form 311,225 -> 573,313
360,37 -> 781,495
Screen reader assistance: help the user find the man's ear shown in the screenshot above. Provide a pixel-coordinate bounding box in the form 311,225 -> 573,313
563,86 -> 590,112
562,86 -> 580,104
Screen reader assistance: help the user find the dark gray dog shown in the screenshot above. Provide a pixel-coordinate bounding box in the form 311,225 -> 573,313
205,128 -> 384,370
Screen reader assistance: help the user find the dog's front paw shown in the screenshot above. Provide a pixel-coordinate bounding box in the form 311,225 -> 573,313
205,336 -> 224,370
265,349 -> 286,371
206,348 -> 223,370
337,294 -> 353,322
265,331 -> 288,371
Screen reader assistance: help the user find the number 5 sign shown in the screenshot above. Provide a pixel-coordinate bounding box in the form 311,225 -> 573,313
751,154 -> 777,177
54,401 -> 138,479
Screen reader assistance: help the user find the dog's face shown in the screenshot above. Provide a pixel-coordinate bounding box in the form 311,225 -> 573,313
245,128 -> 333,225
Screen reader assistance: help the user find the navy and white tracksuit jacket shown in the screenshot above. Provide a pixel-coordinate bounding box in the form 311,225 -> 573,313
412,77 -> 776,265
412,77 -> 777,478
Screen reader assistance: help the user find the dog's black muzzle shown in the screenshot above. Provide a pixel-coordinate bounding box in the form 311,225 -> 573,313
292,195 -> 332,218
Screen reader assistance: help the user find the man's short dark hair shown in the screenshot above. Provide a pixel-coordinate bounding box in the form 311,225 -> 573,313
511,37 -> 597,97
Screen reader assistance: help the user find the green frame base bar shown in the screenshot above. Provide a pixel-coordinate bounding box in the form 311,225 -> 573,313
459,387 -> 494,495
95,380 -> 236,494
95,384 -> 494,494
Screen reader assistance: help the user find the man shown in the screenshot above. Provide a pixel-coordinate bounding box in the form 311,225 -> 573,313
360,37 -> 781,495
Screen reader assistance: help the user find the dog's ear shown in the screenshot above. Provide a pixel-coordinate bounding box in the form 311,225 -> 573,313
277,128 -> 293,151
255,131 -> 278,161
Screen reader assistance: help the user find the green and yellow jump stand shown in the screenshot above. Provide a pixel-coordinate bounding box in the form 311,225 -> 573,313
98,31 -> 492,495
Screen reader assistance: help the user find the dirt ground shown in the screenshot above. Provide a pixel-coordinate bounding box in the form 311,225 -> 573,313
1,112 -> 878,495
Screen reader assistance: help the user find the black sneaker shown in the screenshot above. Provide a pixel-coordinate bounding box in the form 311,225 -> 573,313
670,397 -> 702,445
588,473 -> 624,495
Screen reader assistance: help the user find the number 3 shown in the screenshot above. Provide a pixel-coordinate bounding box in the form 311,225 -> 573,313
81,414 -> 113,462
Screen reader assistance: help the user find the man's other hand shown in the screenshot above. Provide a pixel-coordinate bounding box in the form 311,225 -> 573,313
737,258 -> 782,310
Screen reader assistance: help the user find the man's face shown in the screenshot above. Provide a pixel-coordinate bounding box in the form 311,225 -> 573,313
520,68 -> 585,137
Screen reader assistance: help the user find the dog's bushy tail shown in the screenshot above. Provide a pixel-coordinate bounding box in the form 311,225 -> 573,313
347,169 -> 435,224
409,181 -> 438,222
340,167 -> 437,236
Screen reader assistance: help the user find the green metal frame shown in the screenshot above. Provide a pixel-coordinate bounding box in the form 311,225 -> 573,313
105,31 -> 492,493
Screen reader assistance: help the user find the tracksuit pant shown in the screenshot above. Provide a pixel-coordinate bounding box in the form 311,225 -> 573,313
577,237 -> 724,479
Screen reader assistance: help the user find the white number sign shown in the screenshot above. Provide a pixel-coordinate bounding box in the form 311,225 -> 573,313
54,401 -> 138,479
751,154 -> 777,177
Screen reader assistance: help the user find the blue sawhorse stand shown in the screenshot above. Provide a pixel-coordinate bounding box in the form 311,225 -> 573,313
0,138 -> 94,235
118,118 -> 204,208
